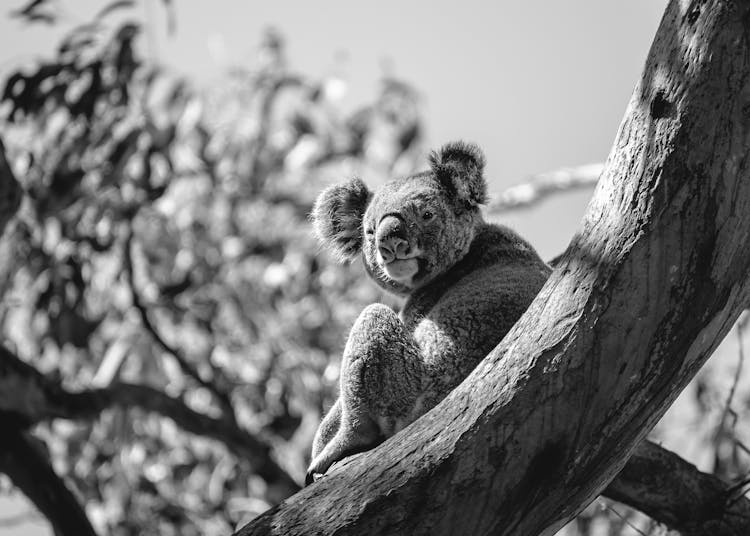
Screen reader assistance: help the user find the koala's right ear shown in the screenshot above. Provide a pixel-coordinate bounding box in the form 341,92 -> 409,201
311,178 -> 372,262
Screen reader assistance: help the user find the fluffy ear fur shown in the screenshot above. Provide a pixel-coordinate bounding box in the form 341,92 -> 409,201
311,178 -> 372,262
428,141 -> 487,207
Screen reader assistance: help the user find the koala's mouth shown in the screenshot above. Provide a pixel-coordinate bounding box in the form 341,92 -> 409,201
382,258 -> 420,283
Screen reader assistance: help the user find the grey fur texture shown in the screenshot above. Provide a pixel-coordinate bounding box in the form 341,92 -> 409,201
307,141 -> 550,484
311,177 -> 371,262
428,140 -> 488,207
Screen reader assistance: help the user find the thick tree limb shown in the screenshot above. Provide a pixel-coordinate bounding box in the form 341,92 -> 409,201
236,2 -> 750,535
606,441 -> 750,536
0,426 -> 97,536
0,345 -> 300,501
317,441 -> 750,534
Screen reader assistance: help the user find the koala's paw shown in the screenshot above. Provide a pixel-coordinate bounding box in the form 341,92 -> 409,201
305,453 -> 329,486
306,448 -> 344,486
304,469 -> 324,486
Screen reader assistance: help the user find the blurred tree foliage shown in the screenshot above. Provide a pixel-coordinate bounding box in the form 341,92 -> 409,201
0,1 -> 421,534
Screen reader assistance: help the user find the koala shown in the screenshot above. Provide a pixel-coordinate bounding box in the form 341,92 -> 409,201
307,141 -> 550,485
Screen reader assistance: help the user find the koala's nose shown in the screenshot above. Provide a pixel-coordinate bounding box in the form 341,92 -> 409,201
376,216 -> 409,263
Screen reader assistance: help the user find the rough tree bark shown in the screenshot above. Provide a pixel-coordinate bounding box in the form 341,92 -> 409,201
236,1 -> 750,535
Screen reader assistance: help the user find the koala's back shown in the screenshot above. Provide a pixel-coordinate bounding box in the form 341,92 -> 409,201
402,223 -> 550,409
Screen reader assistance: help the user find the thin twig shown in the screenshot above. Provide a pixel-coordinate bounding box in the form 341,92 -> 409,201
736,438 -> 750,457
123,229 -> 237,425
727,315 -> 746,422
713,314 -> 747,471
726,475 -> 750,501
598,499 -> 649,536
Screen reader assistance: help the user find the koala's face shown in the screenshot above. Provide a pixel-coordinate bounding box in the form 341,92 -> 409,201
312,141 -> 488,295
358,174 -> 480,294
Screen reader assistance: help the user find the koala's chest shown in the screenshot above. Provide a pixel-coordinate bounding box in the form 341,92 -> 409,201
400,265 -> 544,372
401,298 -> 496,373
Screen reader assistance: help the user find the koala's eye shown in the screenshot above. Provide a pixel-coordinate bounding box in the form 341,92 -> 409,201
422,210 -> 435,221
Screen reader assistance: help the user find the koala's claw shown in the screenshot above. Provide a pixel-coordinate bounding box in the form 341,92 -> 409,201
305,470 -> 323,486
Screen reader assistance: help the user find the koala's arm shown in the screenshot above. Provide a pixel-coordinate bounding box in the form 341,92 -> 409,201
307,303 -> 424,484
413,262 -> 550,393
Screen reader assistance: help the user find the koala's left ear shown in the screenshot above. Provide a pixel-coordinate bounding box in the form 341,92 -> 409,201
429,141 -> 488,207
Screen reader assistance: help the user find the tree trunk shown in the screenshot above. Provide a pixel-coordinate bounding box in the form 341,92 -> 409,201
235,1 -> 750,535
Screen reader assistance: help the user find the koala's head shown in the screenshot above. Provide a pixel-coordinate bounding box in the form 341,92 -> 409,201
312,141 -> 487,295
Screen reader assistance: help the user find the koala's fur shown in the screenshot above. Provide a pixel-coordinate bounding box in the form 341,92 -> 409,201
307,141 -> 550,484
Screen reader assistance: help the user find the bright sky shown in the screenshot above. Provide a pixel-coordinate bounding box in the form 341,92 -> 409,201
0,1 -> 668,534
1,0 -> 668,260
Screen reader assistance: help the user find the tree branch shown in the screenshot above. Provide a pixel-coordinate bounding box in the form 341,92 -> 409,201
486,163 -> 603,214
0,426 -> 98,536
0,137 -> 23,235
0,344 -> 300,501
123,229 -> 238,423
311,439 -> 750,535
20,328 -> 743,536
236,2 -> 750,534
606,441 -> 750,536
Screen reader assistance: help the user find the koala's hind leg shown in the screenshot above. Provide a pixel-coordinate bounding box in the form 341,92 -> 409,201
306,303 -> 423,484
311,398 -> 341,461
